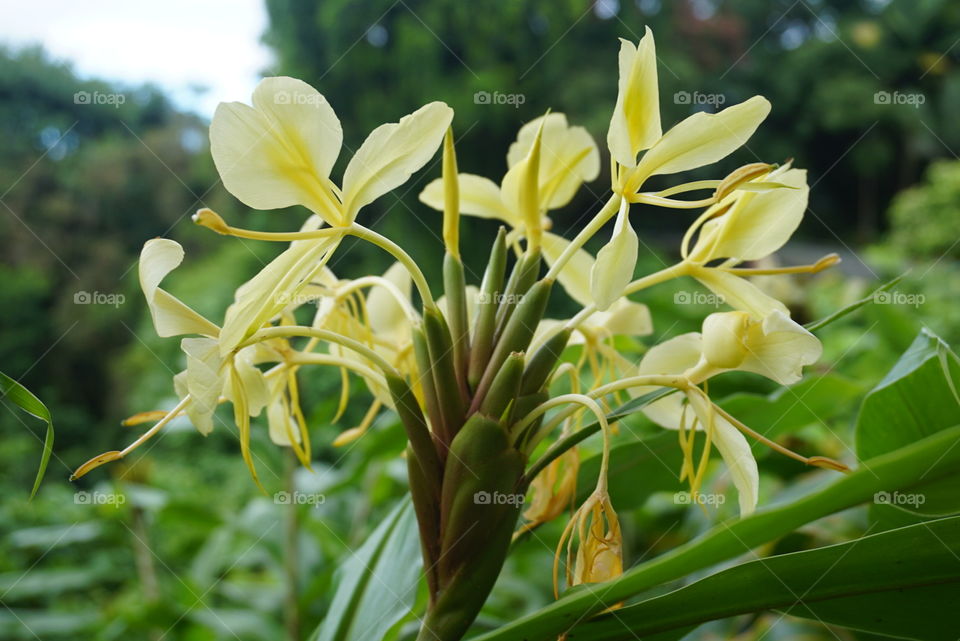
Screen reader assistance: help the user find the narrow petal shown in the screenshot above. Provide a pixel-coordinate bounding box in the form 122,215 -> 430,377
419,173 -> 515,224
220,236 -> 340,354
591,199 -> 638,311
686,392 -> 759,515
635,96 -> 770,179
690,265 -> 789,319
607,29 -> 661,168
342,101 -> 453,221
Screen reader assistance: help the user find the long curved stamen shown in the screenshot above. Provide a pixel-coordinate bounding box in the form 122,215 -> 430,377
722,253 -> 840,276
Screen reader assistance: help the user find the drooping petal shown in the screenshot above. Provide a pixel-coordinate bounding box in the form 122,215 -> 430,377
210,77 -> 343,224
694,168 -> 809,262
179,337 -> 224,435
342,101 -> 453,221
634,96 -> 770,179
591,199 -> 638,311
686,392 -> 759,515
419,173 -> 515,224
139,239 -> 221,338
607,29 -> 661,168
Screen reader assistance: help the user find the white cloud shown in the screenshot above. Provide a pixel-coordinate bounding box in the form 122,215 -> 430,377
0,0 -> 273,118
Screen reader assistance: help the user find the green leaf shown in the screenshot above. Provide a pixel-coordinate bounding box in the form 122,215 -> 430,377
0,370 -> 54,499
574,516 -> 960,640
856,329 -> 960,516
472,424 -> 960,641
804,273 -> 906,332
311,497 -> 422,641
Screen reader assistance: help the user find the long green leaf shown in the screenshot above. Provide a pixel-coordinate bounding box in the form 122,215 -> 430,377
473,424 -> 960,641
0,371 -> 54,499
575,516 -> 960,640
311,497 -> 422,641
804,273 -> 906,332
856,328 -> 960,517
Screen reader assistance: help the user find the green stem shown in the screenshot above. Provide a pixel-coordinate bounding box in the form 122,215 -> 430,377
544,193 -> 621,281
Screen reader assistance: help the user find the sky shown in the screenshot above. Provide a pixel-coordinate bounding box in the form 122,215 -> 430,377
0,0 -> 272,118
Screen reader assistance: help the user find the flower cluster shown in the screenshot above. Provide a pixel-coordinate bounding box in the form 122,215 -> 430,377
75,27 -> 845,634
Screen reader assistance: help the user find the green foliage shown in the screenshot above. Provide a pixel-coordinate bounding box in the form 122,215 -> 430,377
888,159 -> 960,259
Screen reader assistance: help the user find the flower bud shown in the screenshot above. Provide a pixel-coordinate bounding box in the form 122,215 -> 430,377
701,311 -> 750,370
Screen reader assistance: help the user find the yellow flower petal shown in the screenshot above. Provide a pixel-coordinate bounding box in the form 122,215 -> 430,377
590,199 -> 638,311
635,96 -> 771,180
139,239 -> 221,338
419,173 -> 515,224
690,265 -> 789,319
342,101 -> 453,221
508,113 -> 600,209
607,29 -> 661,168
220,236 -> 341,355
367,262 -> 412,342
541,231 -> 595,306
210,77 -> 343,224
738,310 -> 822,385
693,167 -> 809,262
179,337 -> 224,435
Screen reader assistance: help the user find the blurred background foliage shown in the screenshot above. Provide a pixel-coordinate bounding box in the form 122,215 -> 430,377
1,0 -> 959,639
